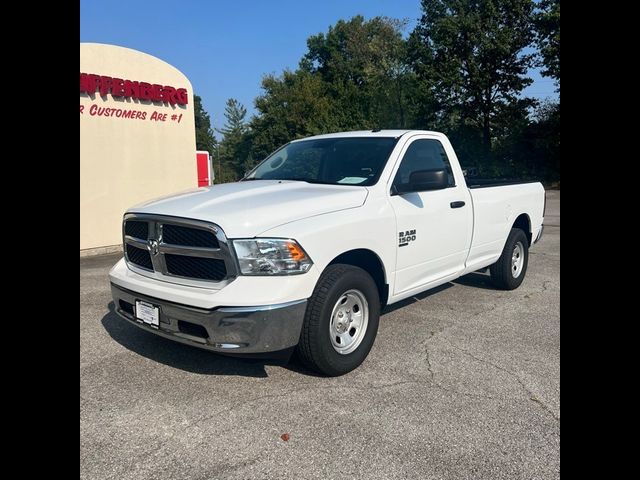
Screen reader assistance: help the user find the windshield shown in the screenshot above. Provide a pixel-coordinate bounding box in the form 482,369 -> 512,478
244,137 -> 399,186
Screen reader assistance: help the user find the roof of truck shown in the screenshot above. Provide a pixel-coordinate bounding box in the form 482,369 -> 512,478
291,130 -> 443,141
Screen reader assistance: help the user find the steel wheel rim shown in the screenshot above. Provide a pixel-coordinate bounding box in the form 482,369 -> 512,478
329,289 -> 369,355
511,241 -> 524,278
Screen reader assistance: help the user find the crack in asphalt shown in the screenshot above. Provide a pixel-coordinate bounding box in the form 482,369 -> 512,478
529,251 -> 559,257
194,455 -> 262,479
444,340 -> 559,423
419,329 -> 441,382
428,381 -> 501,401
524,280 -> 553,298
420,333 -> 504,401
424,344 -> 435,380
363,379 -> 418,390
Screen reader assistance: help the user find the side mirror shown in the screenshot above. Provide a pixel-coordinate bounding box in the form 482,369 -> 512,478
395,169 -> 448,194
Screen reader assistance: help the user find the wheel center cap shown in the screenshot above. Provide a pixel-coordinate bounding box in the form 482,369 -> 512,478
335,312 -> 349,333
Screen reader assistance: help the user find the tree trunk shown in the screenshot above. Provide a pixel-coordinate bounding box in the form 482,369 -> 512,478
483,89 -> 492,155
483,115 -> 491,153
396,77 -> 405,128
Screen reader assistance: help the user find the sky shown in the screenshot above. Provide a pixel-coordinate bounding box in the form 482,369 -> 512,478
80,0 -> 558,132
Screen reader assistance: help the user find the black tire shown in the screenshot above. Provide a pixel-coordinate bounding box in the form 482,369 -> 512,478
296,264 -> 380,376
490,228 -> 529,290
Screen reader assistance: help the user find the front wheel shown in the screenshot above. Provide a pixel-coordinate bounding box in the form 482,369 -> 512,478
490,228 -> 529,290
296,264 -> 380,376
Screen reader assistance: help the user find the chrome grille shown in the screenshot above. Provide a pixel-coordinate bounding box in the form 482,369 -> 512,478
162,223 -> 219,248
165,254 -> 227,280
124,220 -> 148,240
126,243 -> 153,270
122,214 -> 237,287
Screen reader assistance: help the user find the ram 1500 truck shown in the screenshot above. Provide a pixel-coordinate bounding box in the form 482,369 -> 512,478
110,130 -> 545,376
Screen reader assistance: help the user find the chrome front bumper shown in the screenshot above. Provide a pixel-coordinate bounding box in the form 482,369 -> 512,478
110,283 -> 307,354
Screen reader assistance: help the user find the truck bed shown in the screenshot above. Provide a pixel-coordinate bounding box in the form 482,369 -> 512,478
464,181 -> 545,273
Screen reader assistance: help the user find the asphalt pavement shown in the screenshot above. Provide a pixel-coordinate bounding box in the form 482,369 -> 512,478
80,190 -> 560,480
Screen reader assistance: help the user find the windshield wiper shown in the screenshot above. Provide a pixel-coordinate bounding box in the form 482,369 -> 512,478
241,177 -> 336,185
275,178 -> 335,185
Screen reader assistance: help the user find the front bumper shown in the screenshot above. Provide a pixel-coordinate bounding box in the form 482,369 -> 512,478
110,283 -> 307,354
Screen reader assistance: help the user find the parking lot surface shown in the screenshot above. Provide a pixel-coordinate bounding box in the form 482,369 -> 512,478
80,191 -> 560,480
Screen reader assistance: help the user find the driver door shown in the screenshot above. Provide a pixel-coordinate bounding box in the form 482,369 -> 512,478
389,136 -> 472,295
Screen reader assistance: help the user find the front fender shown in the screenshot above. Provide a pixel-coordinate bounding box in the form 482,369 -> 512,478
260,197 -> 397,292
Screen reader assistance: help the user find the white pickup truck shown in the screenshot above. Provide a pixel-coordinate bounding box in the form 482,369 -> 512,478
110,130 -> 545,376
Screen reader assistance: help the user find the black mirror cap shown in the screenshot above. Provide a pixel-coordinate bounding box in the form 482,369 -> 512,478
395,169 -> 448,194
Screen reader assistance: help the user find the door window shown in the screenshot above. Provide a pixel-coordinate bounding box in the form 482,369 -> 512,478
393,139 -> 455,187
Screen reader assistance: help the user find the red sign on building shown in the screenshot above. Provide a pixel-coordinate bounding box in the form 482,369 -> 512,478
80,73 -> 188,105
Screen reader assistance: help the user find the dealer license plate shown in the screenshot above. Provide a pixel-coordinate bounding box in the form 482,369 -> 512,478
135,300 -> 159,328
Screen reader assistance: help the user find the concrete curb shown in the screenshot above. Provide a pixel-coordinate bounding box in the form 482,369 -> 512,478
80,244 -> 123,258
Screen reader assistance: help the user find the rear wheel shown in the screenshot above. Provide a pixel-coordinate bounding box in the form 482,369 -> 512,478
296,264 -> 380,376
490,228 -> 529,290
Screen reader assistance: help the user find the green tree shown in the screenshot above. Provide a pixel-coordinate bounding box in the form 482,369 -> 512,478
247,15 -> 419,165
301,15 -> 417,130
528,100 -> 560,180
193,95 -> 216,153
408,0 -> 536,159
217,98 -> 252,181
535,0 -> 560,90
251,70 -> 336,160
218,98 -> 248,137
238,9 -> 556,182
531,1 -> 559,182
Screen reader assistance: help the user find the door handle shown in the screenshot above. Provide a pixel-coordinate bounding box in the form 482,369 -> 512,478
450,201 -> 466,208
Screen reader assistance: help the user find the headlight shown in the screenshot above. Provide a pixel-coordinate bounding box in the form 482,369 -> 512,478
232,238 -> 313,275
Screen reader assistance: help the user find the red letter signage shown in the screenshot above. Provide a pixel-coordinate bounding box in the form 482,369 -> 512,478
79,72 -> 189,105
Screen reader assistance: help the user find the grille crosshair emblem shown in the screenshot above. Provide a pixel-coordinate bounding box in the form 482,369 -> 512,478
147,239 -> 159,256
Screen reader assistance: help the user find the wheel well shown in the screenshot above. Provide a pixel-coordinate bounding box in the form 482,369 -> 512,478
328,249 -> 389,308
512,214 -> 532,246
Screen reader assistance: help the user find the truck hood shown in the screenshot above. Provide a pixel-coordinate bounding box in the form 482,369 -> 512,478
129,180 -> 369,238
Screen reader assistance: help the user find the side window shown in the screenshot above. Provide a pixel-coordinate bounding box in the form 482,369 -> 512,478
393,139 -> 455,187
